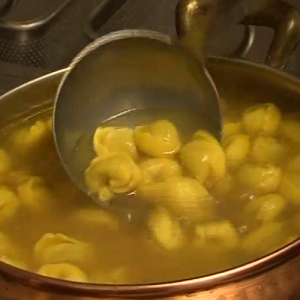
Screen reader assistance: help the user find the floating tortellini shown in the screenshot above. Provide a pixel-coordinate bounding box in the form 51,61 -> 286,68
148,207 -> 185,250
139,177 -> 214,220
9,120 -> 52,156
0,256 -> 28,270
0,149 -> 12,176
194,220 -> 239,250
244,194 -> 286,223
242,103 -> 281,137
222,121 -> 242,139
17,177 -> 55,213
139,158 -> 182,184
242,222 -> 285,257
279,172 -> 300,205
180,130 -> 226,187
250,137 -> 288,165
85,153 -> 141,202
236,163 -> 282,195
0,186 -> 19,224
133,120 -> 181,157
71,209 -> 120,231
38,263 -> 88,282
211,173 -> 236,199
223,134 -> 250,170
279,119 -> 300,146
34,233 -> 93,266
93,126 -> 138,159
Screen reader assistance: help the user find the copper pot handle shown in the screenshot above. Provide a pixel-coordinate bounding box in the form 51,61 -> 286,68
176,0 -> 300,70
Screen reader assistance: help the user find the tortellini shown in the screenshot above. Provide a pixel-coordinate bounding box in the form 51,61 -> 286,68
244,194 -> 286,223
9,120 -> 52,156
223,121 -> 242,138
211,173 -> 236,199
148,207 -> 185,250
133,120 -> 181,157
250,137 -> 288,165
194,220 -> 239,250
0,186 -> 19,224
180,130 -> 226,187
236,163 -> 282,195
93,126 -> 138,159
242,103 -> 281,136
17,177 -> 55,213
139,158 -> 182,184
38,263 -> 88,282
0,256 -> 27,270
34,233 -> 93,266
85,153 -> 141,201
242,222 -> 285,257
139,177 -> 214,220
279,172 -> 300,205
223,134 -> 250,170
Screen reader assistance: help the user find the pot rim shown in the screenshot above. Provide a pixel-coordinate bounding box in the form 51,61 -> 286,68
1,59 -> 300,298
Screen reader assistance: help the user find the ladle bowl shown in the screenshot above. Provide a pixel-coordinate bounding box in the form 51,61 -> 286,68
53,29 -> 221,203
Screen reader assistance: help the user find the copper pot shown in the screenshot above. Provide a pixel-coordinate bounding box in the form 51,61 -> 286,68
0,0 -> 300,300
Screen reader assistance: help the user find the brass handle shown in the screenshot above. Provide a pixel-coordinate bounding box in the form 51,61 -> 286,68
242,0 -> 300,69
176,0 -> 300,69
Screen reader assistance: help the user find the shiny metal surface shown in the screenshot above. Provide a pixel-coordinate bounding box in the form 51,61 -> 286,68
2,58 -> 300,300
53,29 -> 221,204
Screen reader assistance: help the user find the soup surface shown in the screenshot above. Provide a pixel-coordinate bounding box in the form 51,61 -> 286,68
0,102 -> 299,284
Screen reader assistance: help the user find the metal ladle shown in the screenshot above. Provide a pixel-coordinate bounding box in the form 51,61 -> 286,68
53,0 -> 268,206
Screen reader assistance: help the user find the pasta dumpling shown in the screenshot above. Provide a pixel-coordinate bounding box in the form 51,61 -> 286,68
133,120 -> 181,157
211,173 -> 236,199
0,186 -> 19,224
250,137 -> 288,165
148,207 -> 185,250
180,130 -> 226,187
139,158 -> 182,184
194,220 -> 239,250
242,103 -> 281,136
34,233 -> 93,266
223,134 -> 250,170
85,153 -> 141,202
17,177 -> 55,213
38,263 -> 88,282
236,163 -> 282,195
242,222 -> 285,256
279,172 -> 300,205
139,177 -> 214,220
222,121 -> 242,139
9,120 -> 52,156
0,256 -> 27,270
244,194 -> 286,223
93,126 -> 138,160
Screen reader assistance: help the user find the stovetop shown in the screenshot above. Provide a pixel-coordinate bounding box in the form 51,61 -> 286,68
0,0 -> 300,96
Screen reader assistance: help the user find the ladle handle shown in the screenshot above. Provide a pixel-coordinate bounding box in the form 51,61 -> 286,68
176,0 -> 268,61
176,0 -> 300,69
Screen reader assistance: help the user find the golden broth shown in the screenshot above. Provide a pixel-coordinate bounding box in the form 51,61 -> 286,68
0,104 -> 298,284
